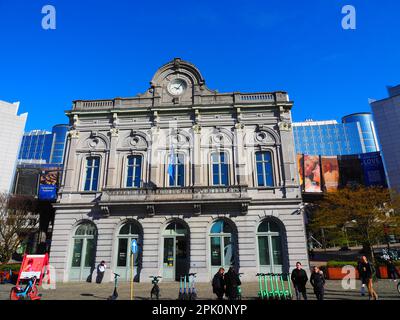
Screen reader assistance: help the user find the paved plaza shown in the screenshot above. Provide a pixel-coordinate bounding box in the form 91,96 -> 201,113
1,280 -> 399,300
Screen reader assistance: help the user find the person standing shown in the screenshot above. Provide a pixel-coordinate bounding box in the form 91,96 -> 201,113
291,262 -> 308,300
96,260 -> 106,284
212,267 -> 225,300
224,267 -> 241,300
358,256 -> 378,300
387,258 -> 400,281
310,266 -> 325,300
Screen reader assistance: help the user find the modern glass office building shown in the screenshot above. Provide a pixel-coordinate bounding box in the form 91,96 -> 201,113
293,113 -> 380,156
18,124 -> 69,165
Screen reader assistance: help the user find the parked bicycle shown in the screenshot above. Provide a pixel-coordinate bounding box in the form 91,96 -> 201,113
150,276 -> 162,300
10,276 -> 42,300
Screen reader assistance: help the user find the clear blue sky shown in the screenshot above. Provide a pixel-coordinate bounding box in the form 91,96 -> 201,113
1,0 -> 399,131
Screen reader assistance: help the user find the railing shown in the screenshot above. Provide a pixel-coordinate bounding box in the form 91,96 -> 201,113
239,94 -> 275,102
100,185 -> 250,204
74,100 -> 114,109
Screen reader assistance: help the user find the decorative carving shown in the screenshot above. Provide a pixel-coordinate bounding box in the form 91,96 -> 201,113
192,124 -> 201,134
241,203 -> 249,215
193,204 -> 201,216
72,114 -> 78,129
279,121 -> 292,131
68,129 -> 79,138
101,206 -> 110,217
235,122 -> 244,130
112,113 -> 118,128
110,127 -> 119,137
147,205 -> 155,217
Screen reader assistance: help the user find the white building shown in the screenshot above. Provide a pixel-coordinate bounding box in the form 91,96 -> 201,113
371,85 -> 400,192
0,100 -> 28,193
50,59 -> 309,283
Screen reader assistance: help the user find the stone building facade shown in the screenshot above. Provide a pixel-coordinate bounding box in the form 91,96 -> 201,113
50,58 -> 309,282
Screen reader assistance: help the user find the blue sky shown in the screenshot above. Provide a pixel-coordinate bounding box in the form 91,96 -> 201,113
0,0 -> 399,131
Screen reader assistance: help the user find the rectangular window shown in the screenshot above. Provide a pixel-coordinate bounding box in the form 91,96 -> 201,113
117,238 -> 128,267
84,157 -> 100,191
126,155 -> 142,188
212,152 -> 229,186
169,154 -> 185,187
256,151 -> 274,187
258,236 -> 270,265
72,239 -> 83,267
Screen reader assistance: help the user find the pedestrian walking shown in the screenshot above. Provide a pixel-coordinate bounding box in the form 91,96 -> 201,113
212,267 -> 225,300
386,258 -> 400,281
96,260 -> 106,284
310,266 -> 325,300
291,262 -> 308,300
224,267 -> 241,300
358,256 -> 378,300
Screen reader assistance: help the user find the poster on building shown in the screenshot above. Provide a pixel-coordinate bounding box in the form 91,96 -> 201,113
321,156 -> 339,192
360,152 -> 387,187
297,154 -> 304,189
304,155 -> 322,193
338,155 -> 363,187
38,169 -> 59,200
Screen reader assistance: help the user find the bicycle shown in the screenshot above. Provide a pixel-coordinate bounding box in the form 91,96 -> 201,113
10,276 -> 42,300
107,272 -> 120,300
187,273 -> 197,300
236,273 -> 243,300
150,276 -> 162,300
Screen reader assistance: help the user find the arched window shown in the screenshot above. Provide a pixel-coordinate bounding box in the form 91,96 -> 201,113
209,220 -> 235,268
84,157 -> 100,191
255,151 -> 274,187
116,222 -> 141,270
126,155 -> 142,188
70,222 -> 97,280
211,152 -> 229,186
257,220 -> 283,273
168,153 -> 185,187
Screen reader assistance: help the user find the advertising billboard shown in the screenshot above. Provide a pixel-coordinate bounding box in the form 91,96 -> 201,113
338,155 -> 363,187
304,155 -> 322,193
297,154 -> 304,189
38,169 -> 59,200
360,152 -> 387,187
321,156 -> 339,192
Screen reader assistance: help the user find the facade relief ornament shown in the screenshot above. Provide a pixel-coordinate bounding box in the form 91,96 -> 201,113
235,122 -> 244,130
279,121 -> 292,131
192,124 -> 201,134
68,129 -> 79,139
110,127 -> 119,137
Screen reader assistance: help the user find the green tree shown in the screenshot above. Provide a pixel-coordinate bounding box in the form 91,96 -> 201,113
309,187 -> 400,264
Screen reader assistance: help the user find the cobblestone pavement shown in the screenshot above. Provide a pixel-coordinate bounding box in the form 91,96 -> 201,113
1,280 -> 399,300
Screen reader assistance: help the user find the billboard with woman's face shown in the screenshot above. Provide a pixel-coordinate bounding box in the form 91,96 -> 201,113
297,154 -> 304,189
304,155 -> 322,193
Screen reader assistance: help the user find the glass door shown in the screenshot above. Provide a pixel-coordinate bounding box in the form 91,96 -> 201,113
163,237 -> 175,280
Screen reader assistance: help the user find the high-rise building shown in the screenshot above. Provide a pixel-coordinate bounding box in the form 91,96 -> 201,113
370,85 -> 400,192
0,100 -> 27,193
293,112 -> 379,156
18,124 -> 69,165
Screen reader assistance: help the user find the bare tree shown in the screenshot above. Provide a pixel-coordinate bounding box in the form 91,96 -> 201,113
0,193 -> 39,263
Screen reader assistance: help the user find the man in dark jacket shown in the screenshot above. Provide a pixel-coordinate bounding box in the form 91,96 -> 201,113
310,266 -> 325,300
387,258 -> 400,281
224,267 -> 241,300
212,268 -> 225,300
291,262 -> 308,300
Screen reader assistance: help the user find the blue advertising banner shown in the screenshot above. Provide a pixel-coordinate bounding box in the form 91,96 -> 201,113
360,152 -> 387,187
38,184 -> 57,200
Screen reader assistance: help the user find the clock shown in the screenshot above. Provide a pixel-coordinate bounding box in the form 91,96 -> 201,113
167,78 -> 187,96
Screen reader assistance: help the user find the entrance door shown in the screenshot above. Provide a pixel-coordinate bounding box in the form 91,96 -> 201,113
162,222 -> 189,281
257,220 -> 283,274
115,222 -> 141,281
70,223 -> 97,281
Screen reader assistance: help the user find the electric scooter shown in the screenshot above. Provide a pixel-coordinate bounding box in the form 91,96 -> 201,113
107,272 -> 120,300
188,273 -> 197,300
236,273 -> 243,300
10,276 -> 42,300
178,275 -> 189,300
256,273 -> 265,299
150,276 -> 162,300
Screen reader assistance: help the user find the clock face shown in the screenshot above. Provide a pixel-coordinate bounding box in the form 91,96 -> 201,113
168,78 -> 187,96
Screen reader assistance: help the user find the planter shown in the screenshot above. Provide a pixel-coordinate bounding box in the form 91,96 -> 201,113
326,267 -> 359,280
378,265 -> 400,279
